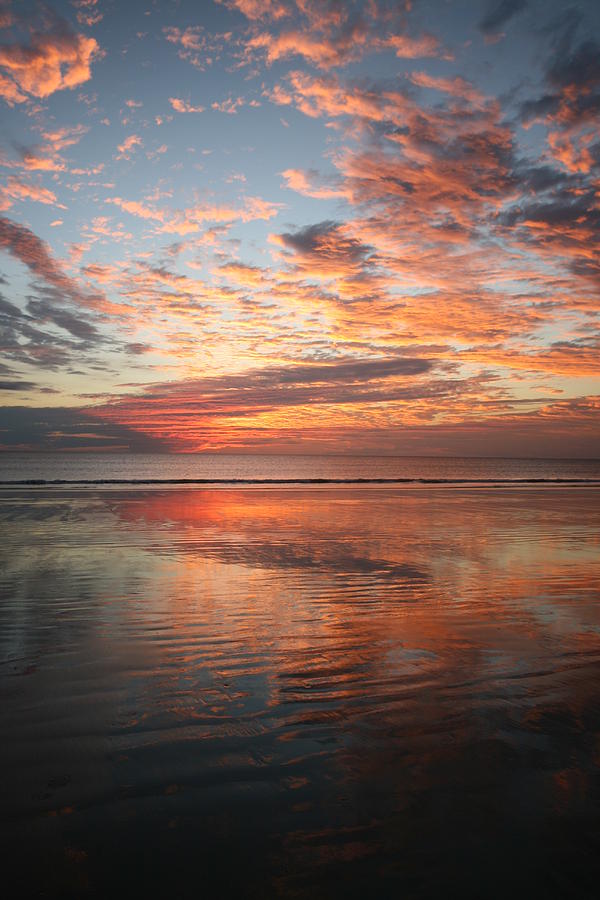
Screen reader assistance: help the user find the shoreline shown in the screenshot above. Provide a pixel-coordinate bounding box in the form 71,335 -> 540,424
2,477 -> 600,488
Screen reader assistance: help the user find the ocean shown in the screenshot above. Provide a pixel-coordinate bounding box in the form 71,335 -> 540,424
1,462 -> 599,897
1,452 -> 599,483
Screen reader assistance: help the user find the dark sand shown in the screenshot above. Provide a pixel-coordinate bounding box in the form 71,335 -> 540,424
1,487 -> 599,898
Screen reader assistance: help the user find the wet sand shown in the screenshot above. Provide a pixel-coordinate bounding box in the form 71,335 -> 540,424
1,487 -> 599,898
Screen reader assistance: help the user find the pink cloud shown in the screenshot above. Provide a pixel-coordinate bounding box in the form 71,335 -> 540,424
106,194 -> 281,235
169,97 -> 205,113
408,71 -> 485,104
116,134 -> 142,160
0,15 -> 101,105
163,26 -> 219,70
72,1 -> 103,28
382,33 -> 442,59
216,0 -> 291,21
281,168 -> 348,199
0,176 -> 62,210
211,96 -> 245,114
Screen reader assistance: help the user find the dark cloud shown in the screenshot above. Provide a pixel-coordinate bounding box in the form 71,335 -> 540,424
0,216 -> 66,291
0,295 -> 24,318
26,298 -> 99,341
145,354 -> 435,402
0,406 -> 167,452
278,220 -> 372,264
0,380 -> 37,391
519,93 -> 559,124
520,37 -> 600,127
125,342 -> 152,355
479,0 -> 527,35
516,163 -> 567,193
0,220 -> 140,378
264,356 -> 431,384
0,287 -> 103,373
547,38 -> 600,91
0,216 -> 118,313
1,316 -> 76,369
274,220 -> 379,290
499,190 -> 599,229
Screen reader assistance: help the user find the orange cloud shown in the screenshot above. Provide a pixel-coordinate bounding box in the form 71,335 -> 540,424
73,0 -> 103,28
247,30 -> 367,68
163,25 -> 222,70
116,134 -> 142,159
408,71 -> 485,104
169,97 -> 205,113
107,194 -> 281,235
281,168 -> 348,199
217,262 -> 269,287
382,33 -> 442,59
86,352 -> 600,455
0,176 -> 62,210
216,0 -> 290,21
0,16 -> 100,105
0,71 -> 26,104
211,96 -> 245,114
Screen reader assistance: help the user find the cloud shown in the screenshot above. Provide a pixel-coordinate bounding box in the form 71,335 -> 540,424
163,25 -> 222,70
272,220 -> 375,280
267,69 -> 409,121
0,285 -> 103,373
381,33 -> 442,59
26,297 -> 100,341
40,124 -> 90,153
93,354 -> 437,450
0,215 -> 125,314
547,39 -> 600,96
211,96 -> 245,114
0,0 -> 598,454
0,380 -> 37,391
72,0 -> 103,28
217,262 -> 267,287
479,0 -> 527,35
236,1 -> 444,70
519,37 -> 600,177
124,342 -> 151,355
2,124 -> 90,174
0,406 -> 167,452
0,176 -> 60,210
0,9 -> 101,105
216,0 -> 290,21
266,61 -> 599,368
169,97 -> 205,113
246,29 -> 368,69
0,71 -> 26,104
408,71 -> 485,105
116,134 -> 142,159
82,362 -> 600,456
107,194 -> 281,235
281,168 -> 348,199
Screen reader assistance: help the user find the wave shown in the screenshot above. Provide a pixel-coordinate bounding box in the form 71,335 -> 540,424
2,477 -> 600,486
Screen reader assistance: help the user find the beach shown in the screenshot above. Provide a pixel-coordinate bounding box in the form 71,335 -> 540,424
1,485 -> 599,897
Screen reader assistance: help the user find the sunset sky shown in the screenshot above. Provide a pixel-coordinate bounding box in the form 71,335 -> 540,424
1,0 -> 599,455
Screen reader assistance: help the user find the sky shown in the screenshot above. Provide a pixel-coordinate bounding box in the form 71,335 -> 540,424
0,0 -> 599,455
